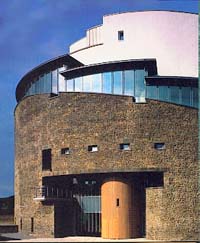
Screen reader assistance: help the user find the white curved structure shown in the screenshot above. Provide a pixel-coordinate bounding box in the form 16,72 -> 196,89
69,11 -> 198,77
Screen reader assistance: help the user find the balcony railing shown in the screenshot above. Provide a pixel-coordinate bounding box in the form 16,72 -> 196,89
33,186 -> 73,201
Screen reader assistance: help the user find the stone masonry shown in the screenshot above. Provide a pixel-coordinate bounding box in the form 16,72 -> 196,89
14,92 -> 198,240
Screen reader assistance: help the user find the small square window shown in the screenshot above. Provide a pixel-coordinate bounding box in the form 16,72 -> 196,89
73,178 -> 78,184
61,147 -> 70,155
119,143 -> 130,151
118,30 -> 124,41
154,143 -> 165,150
88,145 -> 98,152
85,180 -> 96,185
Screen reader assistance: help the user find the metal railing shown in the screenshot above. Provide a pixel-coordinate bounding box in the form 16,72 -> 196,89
34,186 -> 73,201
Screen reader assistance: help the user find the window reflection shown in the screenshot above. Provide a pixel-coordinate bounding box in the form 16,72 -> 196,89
52,70 -> 58,94
146,86 -> 157,99
181,87 -> 191,106
135,70 -> 145,98
170,86 -> 180,104
59,74 -> 65,92
40,75 -> 45,93
35,79 -> 39,94
192,87 -> 198,108
93,74 -> 102,93
102,72 -> 112,94
75,77 -> 82,92
83,75 -> 93,92
158,86 -> 169,101
124,70 -> 134,96
67,79 -> 74,92
113,71 -> 122,95
31,82 -> 36,95
45,73 -> 52,93
22,67 -> 197,109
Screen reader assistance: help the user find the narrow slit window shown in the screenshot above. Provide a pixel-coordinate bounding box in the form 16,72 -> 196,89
116,198 -> 120,207
154,143 -> 165,150
118,31 -> 124,41
119,143 -> 130,151
20,218 -> 22,230
42,149 -> 52,171
61,147 -> 70,155
31,217 -> 34,233
88,145 -> 98,152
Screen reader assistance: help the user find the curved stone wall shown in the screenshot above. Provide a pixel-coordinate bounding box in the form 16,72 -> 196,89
15,92 -> 198,239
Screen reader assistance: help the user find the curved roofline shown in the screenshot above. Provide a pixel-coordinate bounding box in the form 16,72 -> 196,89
16,54 -> 83,102
21,54 -> 68,79
87,24 -> 102,31
103,10 -> 198,18
18,54 -> 82,85
61,58 -> 158,79
62,58 -> 156,72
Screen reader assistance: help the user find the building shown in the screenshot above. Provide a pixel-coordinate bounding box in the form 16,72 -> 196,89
14,11 -> 198,240
0,196 -> 14,225
0,196 -> 18,234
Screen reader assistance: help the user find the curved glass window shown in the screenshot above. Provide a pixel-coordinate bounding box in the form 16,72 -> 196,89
193,87 -> 198,108
146,86 -> 158,99
23,68 -> 147,101
93,73 -> 102,93
147,85 -> 198,108
25,72 -> 52,97
124,70 -> 134,96
22,66 -> 197,108
35,79 -> 40,94
135,70 -> 146,102
31,82 -> 36,95
66,79 -> 74,92
83,75 -> 93,92
39,78 -> 43,94
67,69 -> 146,100
59,68 -> 65,92
52,70 -> 58,94
64,69 -> 146,100
181,87 -> 191,106
158,86 -> 169,101
44,73 -> 51,93
102,72 -> 112,94
113,71 -> 123,95
170,86 -> 181,104
75,77 -> 82,92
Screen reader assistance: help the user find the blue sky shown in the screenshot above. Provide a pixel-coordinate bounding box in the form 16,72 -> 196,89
0,0 -> 198,197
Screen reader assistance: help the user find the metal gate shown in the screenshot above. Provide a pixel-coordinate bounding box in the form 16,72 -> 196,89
72,180 -> 101,236
74,194 -> 101,236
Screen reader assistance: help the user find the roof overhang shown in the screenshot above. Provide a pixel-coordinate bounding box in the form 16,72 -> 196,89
16,54 -> 83,102
61,59 -> 157,80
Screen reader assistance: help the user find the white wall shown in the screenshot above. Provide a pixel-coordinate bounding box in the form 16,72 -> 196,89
70,25 -> 103,53
69,11 -> 198,77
